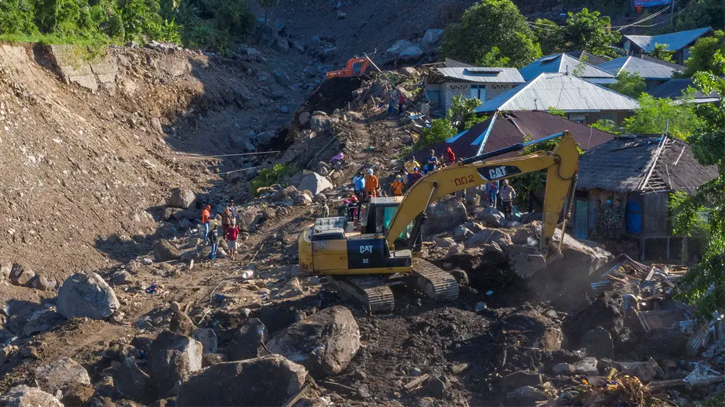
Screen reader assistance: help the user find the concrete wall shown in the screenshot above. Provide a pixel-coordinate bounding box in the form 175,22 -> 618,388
46,45 -> 119,94
435,81 -> 516,111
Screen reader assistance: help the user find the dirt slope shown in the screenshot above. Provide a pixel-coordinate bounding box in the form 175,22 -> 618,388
0,43 -> 307,279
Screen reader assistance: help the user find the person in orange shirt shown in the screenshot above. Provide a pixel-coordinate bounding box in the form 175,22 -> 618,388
390,174 -> 404,196
364,168 -> 379,200
201,204 -> 211,244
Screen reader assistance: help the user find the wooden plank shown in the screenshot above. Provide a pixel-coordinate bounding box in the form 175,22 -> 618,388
404,374 -> 430,391
318,380 -> 357,394
282,384 -> 310,407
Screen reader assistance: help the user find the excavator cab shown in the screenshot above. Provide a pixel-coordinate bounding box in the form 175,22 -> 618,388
326,57 -> 371,80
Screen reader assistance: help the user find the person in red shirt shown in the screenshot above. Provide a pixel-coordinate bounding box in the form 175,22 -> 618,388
408,167 -> 423,186
226,220 -> 239,261
446,147 -> 456,165
201,204 -> 211,244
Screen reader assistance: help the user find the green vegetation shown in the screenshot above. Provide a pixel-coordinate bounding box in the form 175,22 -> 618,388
531,18 -> 564,55
251,163 -> 294,196
670,66 -> 725,319
546,107 -> 566,118
623,94 -> 702,139
651,43 -> 675,63
415,96 -> 487,151
530,9 -> 621,57
609,71 -> 646,98
441,0 -> 542,68
684,30 -> 725,76
563,8 -> 621,57
0,0 -> 258,54
672,0 -> 724,32
590,119 -> 621,135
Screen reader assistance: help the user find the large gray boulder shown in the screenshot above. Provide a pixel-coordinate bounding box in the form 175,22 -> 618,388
425,196 -> 467,236
57,273 -> 120,320
105,359 -> 155,404
309,114 -> 333,133
176,355 -> 307,407
504,245 -> 547,279
148,331 -> 203,397
0,385 -> 63,407
476,207 -> 506,227
386,39 -> 414,60
167,188 -> 196,209
399,45 -> 423,61
467,229 -> 512,248
226,318 -> 269,361
153,239 -> 181,262
266,306 -> 360,378
298,172 -> 333,196
34,357 -> 91,397
422,29 -> 444,47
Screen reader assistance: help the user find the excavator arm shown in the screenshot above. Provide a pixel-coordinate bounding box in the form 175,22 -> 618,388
386,131 -> 579,254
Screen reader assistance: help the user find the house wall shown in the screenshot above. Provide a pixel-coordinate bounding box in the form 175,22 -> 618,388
571,189 -> 674,239
570,110 -> 632,125
436,81 -> 517,111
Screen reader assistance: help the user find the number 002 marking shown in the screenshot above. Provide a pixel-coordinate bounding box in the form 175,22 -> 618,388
454,175 -> 475,186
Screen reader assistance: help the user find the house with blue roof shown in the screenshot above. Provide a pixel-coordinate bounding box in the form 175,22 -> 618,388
598,55 -> 684,90
621,27 -> 713,65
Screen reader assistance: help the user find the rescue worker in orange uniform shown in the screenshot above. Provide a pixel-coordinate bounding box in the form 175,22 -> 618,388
390,174 -> 404,196
364,168 -> 379,200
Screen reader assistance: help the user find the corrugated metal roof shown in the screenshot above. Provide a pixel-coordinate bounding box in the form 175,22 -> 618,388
650,78 -> 719,100
624,27 -> 713,53
435,67 -> 524,83
412,111 -> 615,162
577,135 -> 718,193
566,51 -> 609,66
599,56 -> 682,80
475,73 -> 640,113
520,53 -> 615,81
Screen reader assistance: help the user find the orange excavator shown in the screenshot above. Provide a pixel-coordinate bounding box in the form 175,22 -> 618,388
326,57 -> 372,80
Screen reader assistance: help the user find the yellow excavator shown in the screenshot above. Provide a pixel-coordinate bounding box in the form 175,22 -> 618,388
298,131 -> 580,312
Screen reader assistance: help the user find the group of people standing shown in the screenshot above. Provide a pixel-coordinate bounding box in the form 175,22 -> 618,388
201,199 -> 240,261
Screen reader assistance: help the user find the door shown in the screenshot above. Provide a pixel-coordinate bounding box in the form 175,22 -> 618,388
626,196 -> 643,234
574,199 -> 589,239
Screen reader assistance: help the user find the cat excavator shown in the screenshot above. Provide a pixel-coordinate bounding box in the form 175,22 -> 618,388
298,131 -> 580,312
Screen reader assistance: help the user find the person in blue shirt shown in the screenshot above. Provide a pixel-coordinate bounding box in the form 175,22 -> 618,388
352,171 -> 366,200
424,150 -> 439,174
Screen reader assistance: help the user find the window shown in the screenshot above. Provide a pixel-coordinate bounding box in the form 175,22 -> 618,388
470,84 -> 487,102
568,113 -> 586,123
599,112 -> 616,123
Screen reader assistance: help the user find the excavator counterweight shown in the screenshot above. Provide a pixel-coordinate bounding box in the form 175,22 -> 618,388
298,131 -> 580,312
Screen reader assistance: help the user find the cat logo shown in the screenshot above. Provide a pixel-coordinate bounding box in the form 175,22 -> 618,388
477,165 -> 522,181
360,245 -> 374,254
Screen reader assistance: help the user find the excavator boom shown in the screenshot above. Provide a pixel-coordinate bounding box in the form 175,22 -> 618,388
386,131 -> 579,253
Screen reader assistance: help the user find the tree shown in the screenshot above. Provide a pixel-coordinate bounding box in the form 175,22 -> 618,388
609,71 -> 646,98
651,43 -> 674,63
532,18 -> 565,55
669,66 -> 725,319
257,0 -> 278,30
671,0 -> 723,32
563,8 -> 621,57
441,0 -> 542,68
415,96 -> 487,150
684,30 -> 725,76
590,119 -> 621,134
0,0 -> 38,35
623,94 -> 703,140
477,46 -> 511,67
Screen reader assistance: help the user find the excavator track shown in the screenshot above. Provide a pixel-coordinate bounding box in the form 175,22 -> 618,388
326,276 -> 396,313
412,259 -> 459,302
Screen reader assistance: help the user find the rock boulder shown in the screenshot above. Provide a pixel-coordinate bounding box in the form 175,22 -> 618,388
167,188 -> 196,209
266,306 -> 360,378
10,264 -> 35,287
491,310 -> 563,351
105,359 -> 155,404
424,196 -> 467,236
35,357 -> 91,397
225,318 -> 268,361
467,229 -> 512,248
0,385 -> 63,407
154,239 -> 181,262
176,355 -> 307,407
298,172 -> 333,196
148,331 -> 203,397
422,29 -> 444,47
57,273 -> 120,320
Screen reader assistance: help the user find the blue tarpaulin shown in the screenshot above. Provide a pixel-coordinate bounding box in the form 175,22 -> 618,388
634,0 -> 672,7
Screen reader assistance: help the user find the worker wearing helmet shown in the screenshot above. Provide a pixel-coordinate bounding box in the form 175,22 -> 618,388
390,174 -> 404,196
364,168 -> 379,201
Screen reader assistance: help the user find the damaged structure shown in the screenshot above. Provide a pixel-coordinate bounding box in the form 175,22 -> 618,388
413,110 -> 615,161
574,135 -> 718,259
